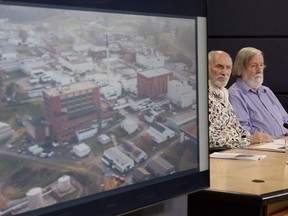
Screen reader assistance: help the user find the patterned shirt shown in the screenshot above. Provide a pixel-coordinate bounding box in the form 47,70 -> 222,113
209,82 -> 251,148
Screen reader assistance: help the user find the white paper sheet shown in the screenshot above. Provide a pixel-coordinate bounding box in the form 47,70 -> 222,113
210,152 -> 266,160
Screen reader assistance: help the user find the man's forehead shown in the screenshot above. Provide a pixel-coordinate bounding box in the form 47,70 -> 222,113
215,55 -> 232,64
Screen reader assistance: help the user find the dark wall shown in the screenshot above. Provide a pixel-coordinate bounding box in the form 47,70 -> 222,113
2,0 -> 206,17
207,0 -> 288,111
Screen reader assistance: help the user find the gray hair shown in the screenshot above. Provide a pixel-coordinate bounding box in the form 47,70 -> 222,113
232,47 -> 264,78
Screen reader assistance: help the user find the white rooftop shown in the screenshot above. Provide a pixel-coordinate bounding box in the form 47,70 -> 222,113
138,67 -> 171,78
44,81 -> 97,97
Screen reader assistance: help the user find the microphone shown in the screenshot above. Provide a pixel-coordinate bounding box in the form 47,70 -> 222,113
283,123 -> 288,136
283,123 -> 288,129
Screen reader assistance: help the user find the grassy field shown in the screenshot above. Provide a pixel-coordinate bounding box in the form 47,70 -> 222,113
0,101 -> 42,128
0,154 -> 63,199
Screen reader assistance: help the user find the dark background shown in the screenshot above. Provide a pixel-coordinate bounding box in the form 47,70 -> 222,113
207,0 -> 288,110
2,0 -> 206,17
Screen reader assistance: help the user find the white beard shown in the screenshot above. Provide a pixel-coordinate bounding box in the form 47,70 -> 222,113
210,76 -> 229,89
243,74 -> 263,90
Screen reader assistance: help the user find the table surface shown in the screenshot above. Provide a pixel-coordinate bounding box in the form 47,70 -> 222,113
210,148 -> 288,196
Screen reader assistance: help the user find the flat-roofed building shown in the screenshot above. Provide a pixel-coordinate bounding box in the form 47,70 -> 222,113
73,143 -> 91,157
166,109 -> 196,130
118,141 -> 148,164
58,53 -> 94,74
137,67 -> 172,99
146,157 -> 175,177
167,79 -> 196,108
132,167 -> 151,182
0,121 -> 13,141
42,81 -> 100,144
25,117 -> 50,142
101,146 -> 134,173
120,119 -> 138,135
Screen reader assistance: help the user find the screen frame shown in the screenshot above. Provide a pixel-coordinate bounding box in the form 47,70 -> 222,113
0,1 -> 209,215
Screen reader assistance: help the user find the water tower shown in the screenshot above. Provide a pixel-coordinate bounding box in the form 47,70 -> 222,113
58,175 -> 71,192
26,187 -> 43,210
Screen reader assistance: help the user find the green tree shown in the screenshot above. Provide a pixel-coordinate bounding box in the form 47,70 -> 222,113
5,82 -> 15,98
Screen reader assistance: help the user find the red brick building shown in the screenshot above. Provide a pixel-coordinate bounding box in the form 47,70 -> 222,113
25,117 -> 50,143
41,81 -> 101,144
137,68 -> 172,99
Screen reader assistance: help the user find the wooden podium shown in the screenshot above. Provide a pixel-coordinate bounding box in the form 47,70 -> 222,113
188,149 -> 288,216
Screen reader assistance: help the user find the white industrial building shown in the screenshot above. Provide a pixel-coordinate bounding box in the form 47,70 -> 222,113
58,53 -> 94,74
144,109 -> 159,123
147,122 -> 175,144
29,68 -> 53,84
118,141 -> 148,164
98,134 -> 111,145
73,39 -> 93,52
129,98 -> 150,111
136,50 -> 165,69
73,143 -> 91,158
101,147 -> 134,173
19,58 -> 46,75
0,59 -> 20,72
48,70 -> 76,86
76,126 -> 98,142
0,122 -> 14,141
0,46 -> 17,60
28,145 -> 43,155
121,78 -> 137,94
167,80 -> 196,108
166,110 -> 196,130
101,57 -> 120,68
120,119 -> 139,135
86,73 -> 109,87
100,82 -> 122,100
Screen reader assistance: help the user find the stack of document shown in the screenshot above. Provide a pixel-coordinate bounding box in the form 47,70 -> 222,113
210,152 -> 266,160
251,138 -> 285,152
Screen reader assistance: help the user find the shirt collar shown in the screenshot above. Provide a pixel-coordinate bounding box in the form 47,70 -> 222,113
209,80 -> 229,106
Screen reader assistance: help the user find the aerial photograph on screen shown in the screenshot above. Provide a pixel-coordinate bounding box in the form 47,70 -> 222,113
0,4 -> 199,215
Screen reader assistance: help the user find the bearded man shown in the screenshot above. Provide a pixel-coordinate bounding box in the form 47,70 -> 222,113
208,50 -> 272,148
229,47 -> 288,137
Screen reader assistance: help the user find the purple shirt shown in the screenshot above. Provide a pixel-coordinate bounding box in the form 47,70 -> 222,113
228,79 -> 288,137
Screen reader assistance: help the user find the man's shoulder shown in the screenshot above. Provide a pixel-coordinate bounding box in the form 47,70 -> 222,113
228,81 -> 241,94
259,85 -> 274,94
260,85 -> 271,91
